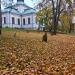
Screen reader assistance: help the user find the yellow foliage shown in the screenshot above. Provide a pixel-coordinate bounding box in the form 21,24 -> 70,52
36,6 -> 52,27
60,11 -> 72,30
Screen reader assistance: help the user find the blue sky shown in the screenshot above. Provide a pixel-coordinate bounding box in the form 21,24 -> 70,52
14,0 -> 41,7
23,0 -> 42,7
1,0 -> 41,9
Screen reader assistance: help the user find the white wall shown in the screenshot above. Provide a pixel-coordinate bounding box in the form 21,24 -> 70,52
2,13 -> 39,29
22,14 -> 38,29
2,13 -> 21,28
2,13 -> 9,27
15,5 -> 27,12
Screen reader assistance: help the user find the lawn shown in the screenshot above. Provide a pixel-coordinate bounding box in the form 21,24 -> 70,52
0,29 -> 75,74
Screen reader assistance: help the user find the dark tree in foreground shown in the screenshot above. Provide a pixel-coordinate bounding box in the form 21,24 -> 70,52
0,0 -> 2,35
68,3 -> 73,33
37,0 -> 71,35
50,0 -> 71,35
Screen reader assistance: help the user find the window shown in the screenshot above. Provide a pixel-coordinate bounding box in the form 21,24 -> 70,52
4,17 -> 6,24
12,17 -> 15,24
18,18 -> 20,25
28,18 -> 30,24
23,18 -> 25,25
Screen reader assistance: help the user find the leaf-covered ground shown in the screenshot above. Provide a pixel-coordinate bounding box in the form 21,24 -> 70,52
0,32 -> 75,75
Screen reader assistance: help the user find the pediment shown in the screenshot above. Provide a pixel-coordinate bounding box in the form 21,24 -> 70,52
14,3 -> 32,11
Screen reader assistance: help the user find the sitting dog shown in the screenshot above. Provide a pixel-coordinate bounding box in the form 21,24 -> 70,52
42,32 -> 47,42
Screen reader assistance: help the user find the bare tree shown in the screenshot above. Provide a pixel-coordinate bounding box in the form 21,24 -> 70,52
37,0 -> 71,35
68,2 -> 73,33
49,0 -> 66,35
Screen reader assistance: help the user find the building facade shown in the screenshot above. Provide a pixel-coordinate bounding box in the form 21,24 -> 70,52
2,0 -> 38,30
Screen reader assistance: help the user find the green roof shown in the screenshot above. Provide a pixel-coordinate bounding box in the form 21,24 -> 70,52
2,3 -> 37,15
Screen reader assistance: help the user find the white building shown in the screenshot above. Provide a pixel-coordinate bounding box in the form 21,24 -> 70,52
2,0 -> 38,30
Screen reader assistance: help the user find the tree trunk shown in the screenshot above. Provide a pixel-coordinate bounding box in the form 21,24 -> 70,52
51,0 -> 60,35
69,23 -> 73,33
51,16 -> 58,35
53,25 -> 57,35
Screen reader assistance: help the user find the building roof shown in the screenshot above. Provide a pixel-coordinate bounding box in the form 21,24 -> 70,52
23,9 -> 37,14
2,7 -> 19,14
2,2 -> 37,15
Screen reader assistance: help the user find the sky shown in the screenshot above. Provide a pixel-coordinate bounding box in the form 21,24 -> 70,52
1,0 -> 41,7
13,0 -> 36,7
17,0 -> 41,7
1,0 -> 41,9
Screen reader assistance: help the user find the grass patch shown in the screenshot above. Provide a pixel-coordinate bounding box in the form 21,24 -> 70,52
2,28 -> 39,32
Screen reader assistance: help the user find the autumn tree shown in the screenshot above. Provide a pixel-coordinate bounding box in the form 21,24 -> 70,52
37,0 -> 71,35
60,10 -> 73,33
59,0 -> 73,33
67,2 -> 73,33
36,6 -> 52,31
0,0 -> 2,35
60,11 -> 71,32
